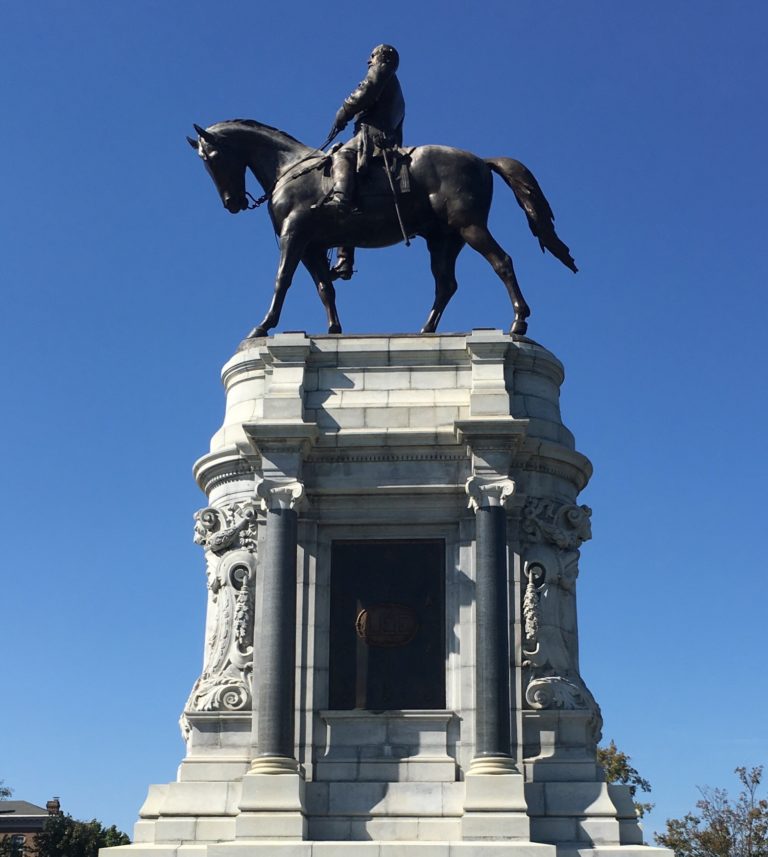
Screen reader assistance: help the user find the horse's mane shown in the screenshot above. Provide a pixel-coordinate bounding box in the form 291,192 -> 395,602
209,119 -> 304,146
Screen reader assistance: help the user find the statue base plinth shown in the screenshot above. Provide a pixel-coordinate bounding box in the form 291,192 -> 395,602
102,332 -> 669,857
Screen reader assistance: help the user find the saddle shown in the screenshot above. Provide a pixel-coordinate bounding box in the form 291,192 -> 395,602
323,146 -> 413,205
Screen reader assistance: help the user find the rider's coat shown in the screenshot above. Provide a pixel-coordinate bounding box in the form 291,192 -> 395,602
337,57 -> 405,170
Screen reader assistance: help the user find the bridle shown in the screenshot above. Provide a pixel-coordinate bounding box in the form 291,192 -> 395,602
200,131 -> 332,212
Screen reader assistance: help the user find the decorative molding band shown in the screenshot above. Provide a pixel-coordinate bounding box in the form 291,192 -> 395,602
308,450 -> 466,464
455,417 -> 529,450
249,755 -> 302,775
221,355 -> 266,389
467,755 -> 519,775
517,440 -> 593,490
203,467 -> 256,494
519,458 -> 590,491
243,422 -> 319,455
194,451 -> 258,496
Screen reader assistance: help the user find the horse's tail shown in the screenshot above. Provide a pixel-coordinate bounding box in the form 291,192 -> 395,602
486,157 -> 578,273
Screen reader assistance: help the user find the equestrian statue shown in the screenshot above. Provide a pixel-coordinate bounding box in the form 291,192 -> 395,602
187,44 -> 577,340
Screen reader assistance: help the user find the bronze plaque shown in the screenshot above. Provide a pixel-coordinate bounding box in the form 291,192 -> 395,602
355,603 -> 419,647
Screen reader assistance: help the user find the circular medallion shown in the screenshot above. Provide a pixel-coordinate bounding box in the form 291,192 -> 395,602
355,603 -> 419,647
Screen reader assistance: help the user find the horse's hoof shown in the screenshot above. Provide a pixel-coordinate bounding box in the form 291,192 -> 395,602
510,320 -> 528,336
328,323 -> 342,335
246,326 -> 268,339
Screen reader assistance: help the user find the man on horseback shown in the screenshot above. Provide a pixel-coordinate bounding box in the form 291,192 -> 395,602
325,43 -> 405,281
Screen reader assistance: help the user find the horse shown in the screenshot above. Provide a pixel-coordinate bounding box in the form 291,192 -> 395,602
187,119 -> 577,340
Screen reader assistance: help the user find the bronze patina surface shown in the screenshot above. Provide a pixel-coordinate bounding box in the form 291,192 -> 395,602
188,45 -> 576,340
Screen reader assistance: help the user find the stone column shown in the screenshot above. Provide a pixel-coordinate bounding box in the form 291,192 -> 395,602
458,414 -> 532,842
233,480 -> 308,841
252,481 -> 305,773
467,475 -> 516,773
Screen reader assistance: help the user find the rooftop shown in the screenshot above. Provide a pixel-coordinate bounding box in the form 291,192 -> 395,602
0,802 -> 48,817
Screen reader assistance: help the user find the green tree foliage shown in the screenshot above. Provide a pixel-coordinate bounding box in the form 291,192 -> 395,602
35,812 -> 130,857
597,739 -> 654,818
1,782 -> 128,857
655,766 -> 768,857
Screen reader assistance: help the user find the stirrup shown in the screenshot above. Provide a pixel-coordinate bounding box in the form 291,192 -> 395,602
331,259 -> 354,281
322,192 -> 351,215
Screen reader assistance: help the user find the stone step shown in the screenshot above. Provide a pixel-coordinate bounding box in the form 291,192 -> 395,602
104,842 -> 563,856
306,781 -> 464,819
104,843 -> 670,857
308,816 -> 461,842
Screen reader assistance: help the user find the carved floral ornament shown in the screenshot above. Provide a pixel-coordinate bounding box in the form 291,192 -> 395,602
521,497 -> 592,548
182,502 -> 260,733
193,501 -> 260,554
182,554 -> 256,727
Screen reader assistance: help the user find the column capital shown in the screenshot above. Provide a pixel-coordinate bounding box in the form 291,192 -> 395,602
255,478 -> 306,512
465,475 -> 516,512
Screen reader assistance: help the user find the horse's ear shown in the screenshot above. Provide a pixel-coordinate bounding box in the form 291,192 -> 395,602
194,123 -> 218,145
186,136 -> 199,150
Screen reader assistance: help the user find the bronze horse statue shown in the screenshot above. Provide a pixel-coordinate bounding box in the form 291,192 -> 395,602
188,120 -> 577,339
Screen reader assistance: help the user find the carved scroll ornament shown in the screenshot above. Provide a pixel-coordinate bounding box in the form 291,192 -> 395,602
193,500 -> 260,555
525,675 -> 597,712
184,556 -> 255,715
182,502 -> 260,734
519,500 -> 602,739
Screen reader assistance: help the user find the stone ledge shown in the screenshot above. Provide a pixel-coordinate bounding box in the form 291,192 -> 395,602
101,844 -> 672,856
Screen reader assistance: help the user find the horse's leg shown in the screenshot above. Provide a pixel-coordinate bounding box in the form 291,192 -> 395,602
460,224 -> 531,335
247,226 -> 306,338
421,234 -> 464,333
302,249 -> 343,334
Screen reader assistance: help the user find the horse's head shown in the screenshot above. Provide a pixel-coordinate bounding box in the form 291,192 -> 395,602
187,124 -> 248,214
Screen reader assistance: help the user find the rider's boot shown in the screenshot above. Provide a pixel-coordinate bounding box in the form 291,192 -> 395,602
325,151 -> 355,215
331,246 -> 355,281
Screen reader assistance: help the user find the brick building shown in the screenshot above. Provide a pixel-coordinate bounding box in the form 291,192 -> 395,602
0,798 -> 60,855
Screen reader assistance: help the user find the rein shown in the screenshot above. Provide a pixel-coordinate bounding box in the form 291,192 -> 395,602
246,148 -> 331,211
245,190 -> 270,209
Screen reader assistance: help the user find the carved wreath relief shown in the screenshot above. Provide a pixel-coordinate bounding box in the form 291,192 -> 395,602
520,498 -> 602,738
183,501 -> 259,723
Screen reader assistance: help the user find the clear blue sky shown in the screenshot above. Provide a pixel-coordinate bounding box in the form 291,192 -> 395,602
2,0 -> 766,841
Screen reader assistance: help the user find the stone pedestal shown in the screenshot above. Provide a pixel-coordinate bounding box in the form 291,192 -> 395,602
103,331 -> 669,857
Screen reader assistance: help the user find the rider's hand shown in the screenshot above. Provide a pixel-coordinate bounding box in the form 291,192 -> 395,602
332,110 -> 348,136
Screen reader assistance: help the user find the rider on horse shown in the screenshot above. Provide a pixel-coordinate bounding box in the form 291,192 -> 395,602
326,44 -> 405,281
